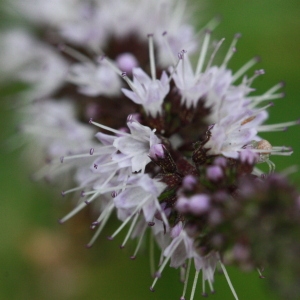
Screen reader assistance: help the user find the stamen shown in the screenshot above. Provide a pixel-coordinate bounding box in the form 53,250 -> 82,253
205,38 -> 225,71
195,30 -> 211,77
89,119 -> 131,137
149,232 -> 155,277
109,196 -> 151,240
180,258 -> 192,300
59,191 -> 100,224
190,270 -> 200,300
257,267 -> 265,279
61,186 -> 86,196
161,31 -> 177,65
131,222 -> 147,259
150,237 -> 182,292
221,33 -> 241,67
219,261 -> 239,300
148,34 -> 156,80
250,93 -> 284,104
202,270 -> 207,297
232,56 -> 260,83
258,120 -> 299,132
86,202 -> 114,248
120,212 -> 140,248
58,44 -> 91,63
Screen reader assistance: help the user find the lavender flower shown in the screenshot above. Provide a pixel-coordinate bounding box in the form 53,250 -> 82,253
2,0 -> 300,299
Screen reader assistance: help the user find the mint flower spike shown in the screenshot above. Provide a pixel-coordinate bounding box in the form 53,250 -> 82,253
4,0 -> 300,299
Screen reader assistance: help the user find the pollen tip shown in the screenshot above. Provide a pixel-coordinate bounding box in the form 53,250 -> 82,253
97,54 -> 106,62
255,69 -> 265,75
259,275 -> 265,279
61,191 -> 65,197
211,290 -> 216,294
119,245 -> 125,249
254,56 -> 261,62
121,71 -> 127,78
180,297 -> 186,300
89,118 -> 93,124
201,292 -> 208,297
297,119 -> 300,125
282,127 -> 288,132
269,101 -> 274,107
147,33 -> 154,37
280,92 -> 286,98
84,200 -> 90,205
85,244 -> 92,249
279,81 -> 286,87
148,221 -> 155,227
130,255 -> 136,260
155,271 -> 161,278
57,43 -> 65,51
234,32 -> 242,39
60,156 -> 64,163
58,219 -> 64,224
107,236 -> 114,241
81,191 -> 85,197
149,287 -> 155,292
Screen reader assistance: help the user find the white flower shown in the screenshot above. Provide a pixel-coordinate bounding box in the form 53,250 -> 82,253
0,29 -> 68,99
113,174 -> 166,222
68,62 -> 121,97
122,68 -> 170,117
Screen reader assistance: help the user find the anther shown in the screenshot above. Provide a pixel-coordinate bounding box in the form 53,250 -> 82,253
61,191 -> 65,197
107,236 -> 114,241
148,221 -> 155,226
60,156 -> 64,163
90,148 -> 94,155
89,118 -> 93,124
119,245 -> 125,249
255,69 -> 265,75
121,71 -> 127,78
90,221 -> 100,230
162,31 -> 167,36
81,191 -> 85,197
111,191 -> 118,198
130,256 -> 136,260
94,164 -> 98,169
149,287 -> 155,292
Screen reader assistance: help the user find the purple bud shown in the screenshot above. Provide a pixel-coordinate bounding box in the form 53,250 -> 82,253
116,53 -> 138,73
206,165 -> 223,181
149,144 -> 165,160
240,149 -> 258,165
170,223 -> 183,238
182,175 -> 197,190
189,194 -> 210,215
213,156 -> 227,167
175,197 -> 190,214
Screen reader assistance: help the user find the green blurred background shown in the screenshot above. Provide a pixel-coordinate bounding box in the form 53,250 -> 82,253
0,0 -> 299,299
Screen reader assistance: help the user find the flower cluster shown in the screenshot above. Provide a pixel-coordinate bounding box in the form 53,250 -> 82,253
2,0 -> 300,299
